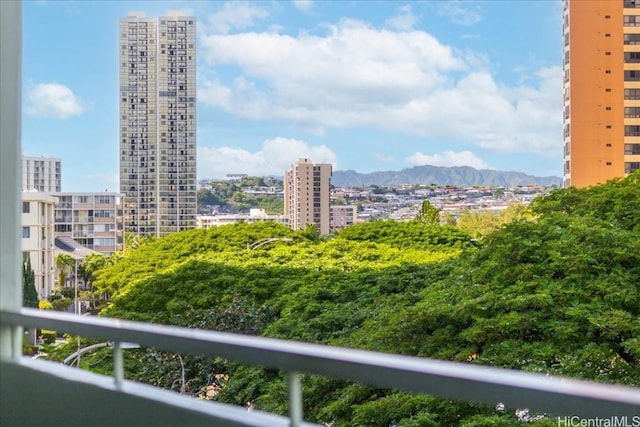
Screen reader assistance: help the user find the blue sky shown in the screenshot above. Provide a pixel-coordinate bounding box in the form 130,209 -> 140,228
22,0 -> 562,192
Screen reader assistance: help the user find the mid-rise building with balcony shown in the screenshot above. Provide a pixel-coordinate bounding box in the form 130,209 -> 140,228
53,192 -> 124,255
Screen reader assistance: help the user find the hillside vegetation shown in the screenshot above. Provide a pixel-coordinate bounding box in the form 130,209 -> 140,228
198,176 -> 284,214
84,173 -> 639,426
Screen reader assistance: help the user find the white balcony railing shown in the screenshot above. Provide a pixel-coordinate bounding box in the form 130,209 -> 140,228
1,308 -> 639,427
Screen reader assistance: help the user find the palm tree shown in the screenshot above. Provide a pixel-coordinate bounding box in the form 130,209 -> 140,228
55,253 -> 76,289
79,253 -> 108,309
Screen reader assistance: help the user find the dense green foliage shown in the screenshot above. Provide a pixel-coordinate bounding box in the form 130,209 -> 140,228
22,257 -> 38,308
334,220 -> 471,250
454,202 -> 530,238
96,221 -> 468,322
82,173 -> 640,425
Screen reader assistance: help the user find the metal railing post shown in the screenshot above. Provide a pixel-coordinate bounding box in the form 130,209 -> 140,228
287,371 -> 303,427
113,341 -> 124,390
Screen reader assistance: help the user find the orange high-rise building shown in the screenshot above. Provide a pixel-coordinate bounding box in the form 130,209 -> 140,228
563,0 -> 640,187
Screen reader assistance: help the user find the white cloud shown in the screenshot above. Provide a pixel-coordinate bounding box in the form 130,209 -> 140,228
198,138 -> 338,179
199,18 -> 562,155
436,1 -> 483,26
26,83 -> 85,119
385,5 -> 418,31
292,0 -> 313,12
406,150 -> 492,169
206,2 -> 269,34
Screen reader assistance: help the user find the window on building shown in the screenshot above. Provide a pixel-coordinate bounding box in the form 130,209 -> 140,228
625,70 -> 640,81
625,162 -> 640,173
624,51 -> 640,63
625,143 -> 640,155
624,15 -> 640,26
625,125 -> 640,136
625,88 -> 640,99
22,227 -> 30,238
624,0 -> 640,8
22,201 -> 30,213
625,107 -> 640,117
624,33 -> 640,44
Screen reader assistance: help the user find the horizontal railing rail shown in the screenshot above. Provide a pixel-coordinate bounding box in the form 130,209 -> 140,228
2,308 -> 639,424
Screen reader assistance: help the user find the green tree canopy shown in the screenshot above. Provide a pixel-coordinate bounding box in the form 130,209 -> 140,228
416,199 -> 440,225
74,172 -> 640,426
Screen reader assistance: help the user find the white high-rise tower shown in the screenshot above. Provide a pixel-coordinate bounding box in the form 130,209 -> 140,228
119,11 -> 197,237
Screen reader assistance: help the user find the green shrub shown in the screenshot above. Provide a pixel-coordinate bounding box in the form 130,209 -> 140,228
41,330 -> 56,344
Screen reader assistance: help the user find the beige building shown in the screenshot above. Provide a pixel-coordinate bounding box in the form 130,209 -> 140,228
22,193 -> 57,299
53,192 -> 124,255
563,0 -> 640,187
22,156 -> 61,192
284,158 -> 332,234
119,11 -> 197,237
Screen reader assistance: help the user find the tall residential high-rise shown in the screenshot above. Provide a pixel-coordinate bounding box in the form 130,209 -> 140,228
22,156 -> 61,192
563,0 -> 640,188
119,11 -> 197,237
284,158 -> 332,234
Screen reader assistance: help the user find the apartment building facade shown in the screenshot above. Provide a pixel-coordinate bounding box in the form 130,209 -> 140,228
284,158 -> 332,234
330,205 -> 358,233
53,192 -> 124,255
119,11 -> 197,237
22,156 -> 61,192
22,193 -> 57,299
563,0 -> 640,187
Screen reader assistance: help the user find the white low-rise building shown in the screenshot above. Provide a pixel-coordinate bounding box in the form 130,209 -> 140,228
197,209 -> 287,229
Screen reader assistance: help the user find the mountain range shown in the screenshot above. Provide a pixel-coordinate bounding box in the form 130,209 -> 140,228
331,165 -> 562,188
